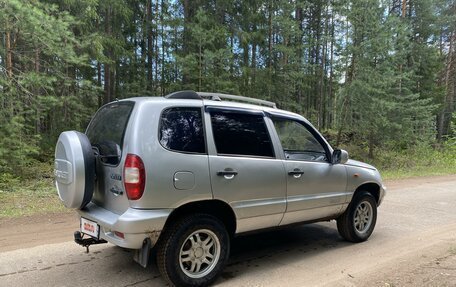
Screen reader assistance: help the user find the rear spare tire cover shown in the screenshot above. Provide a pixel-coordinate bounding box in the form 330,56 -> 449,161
54,131 -> 95,209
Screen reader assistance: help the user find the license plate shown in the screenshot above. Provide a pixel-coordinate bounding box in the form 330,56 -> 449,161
80,217 -> 100,239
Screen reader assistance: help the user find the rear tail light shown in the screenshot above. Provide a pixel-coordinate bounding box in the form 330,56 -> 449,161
124,154 -> 145,200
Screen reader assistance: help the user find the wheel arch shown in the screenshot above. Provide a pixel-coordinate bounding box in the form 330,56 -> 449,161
162,200 -> 237,238
354,182 -> 381,205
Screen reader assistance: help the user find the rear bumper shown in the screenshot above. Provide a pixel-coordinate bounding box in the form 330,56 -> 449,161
77,202 -> 172,249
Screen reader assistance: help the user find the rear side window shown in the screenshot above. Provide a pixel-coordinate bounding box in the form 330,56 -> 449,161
159,107 -> 205,154
86,102 -> 134,163
210,110 -> 274,158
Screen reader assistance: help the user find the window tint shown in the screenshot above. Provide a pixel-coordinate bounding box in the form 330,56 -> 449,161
160,107 -> 205,153
86,102 -> 134,164
210,110 -> 274,157
272,118 -> 327,162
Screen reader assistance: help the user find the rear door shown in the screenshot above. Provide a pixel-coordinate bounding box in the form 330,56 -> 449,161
86,101 -> 134,215
269,116 -> 348,225
205,107 -> 286,233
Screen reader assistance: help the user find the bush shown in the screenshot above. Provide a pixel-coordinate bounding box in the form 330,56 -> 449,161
0,173 -> 21,192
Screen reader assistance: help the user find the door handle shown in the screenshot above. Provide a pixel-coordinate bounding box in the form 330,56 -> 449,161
217,169 -> 238,180
288,169 -> 304,179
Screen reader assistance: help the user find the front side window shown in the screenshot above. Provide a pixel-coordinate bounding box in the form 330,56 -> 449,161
210,110 -> 274,158
160,107 -> 205,153
272,117 -> 327,162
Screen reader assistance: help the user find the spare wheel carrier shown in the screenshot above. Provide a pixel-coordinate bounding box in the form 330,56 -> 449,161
54,131 -> 95,209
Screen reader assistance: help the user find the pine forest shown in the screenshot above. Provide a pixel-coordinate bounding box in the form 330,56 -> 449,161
0,0 -> 455,179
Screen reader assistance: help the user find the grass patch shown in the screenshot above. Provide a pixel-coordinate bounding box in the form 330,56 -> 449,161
0,178 -> 67,218
0,160 -> 67,218
449,246 -> 456,256
341,143 -> 456,180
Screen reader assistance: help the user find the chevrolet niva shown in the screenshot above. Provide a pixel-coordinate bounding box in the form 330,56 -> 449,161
54,90 -> 385,286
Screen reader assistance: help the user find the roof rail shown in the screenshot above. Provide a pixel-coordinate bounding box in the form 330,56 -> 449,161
197,92 -> 277,109
164,90 -> 277,109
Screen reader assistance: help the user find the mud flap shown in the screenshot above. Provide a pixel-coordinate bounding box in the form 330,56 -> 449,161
133,238 -> 151,268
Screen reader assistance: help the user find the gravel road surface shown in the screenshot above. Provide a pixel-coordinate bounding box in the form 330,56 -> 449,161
1,175 -> 455,286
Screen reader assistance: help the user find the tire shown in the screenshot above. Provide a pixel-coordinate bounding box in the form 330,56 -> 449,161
156,214 -> 230,287
337,191 -> 377,243
55,131 -> 95,209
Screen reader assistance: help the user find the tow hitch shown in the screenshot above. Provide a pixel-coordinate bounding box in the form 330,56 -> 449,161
74,231 -> 107,253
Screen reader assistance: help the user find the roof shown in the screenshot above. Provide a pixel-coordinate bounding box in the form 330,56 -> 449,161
117,91 -> 305,121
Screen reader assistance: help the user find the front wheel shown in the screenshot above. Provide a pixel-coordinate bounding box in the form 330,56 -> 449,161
337,191 -> 377,243
156,214 -> 230,287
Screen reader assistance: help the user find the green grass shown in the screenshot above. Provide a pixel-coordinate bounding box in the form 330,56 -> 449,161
372,147 -> 456,180
381,165 -> 456,180
449,246 -> 456,256
0,160 -> 67,218
340,143 -> 456,180
1,144 -> 455,218
0,178 -> 67,218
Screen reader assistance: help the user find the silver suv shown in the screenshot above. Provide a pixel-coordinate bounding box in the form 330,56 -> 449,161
55,91 -> 386,286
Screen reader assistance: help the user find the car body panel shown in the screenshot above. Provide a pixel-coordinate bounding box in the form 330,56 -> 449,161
208,155 -> 287,233
279,161 -> 348,225
77,202 -> 171,249
345,163 -> 386,206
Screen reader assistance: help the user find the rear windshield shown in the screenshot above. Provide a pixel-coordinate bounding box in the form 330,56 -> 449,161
86,101 -> 134,155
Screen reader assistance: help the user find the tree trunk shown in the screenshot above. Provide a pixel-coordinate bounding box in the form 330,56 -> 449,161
398,0 -> 407,95
5,23 -> 13,78
97,62 -> 102,107
336,17 -> 357,147
242,41 -> 249,90
182,0 -> 198,84
182,0 -> 191,55
296,5 -> 304,104
35,49 -> 40,73
113,63 -> 117,100
314,4 -> 322,125
160,0 -> 165,96
328,9 -> 335,129
104,7 -> 112,104
252,42 -> 257,83
402,0 -> 407,18
146,0 -> 154,92
103,61 -> 111,105
268,1 -> 273,71
438,31 -> 455,140
35,48 -> 41,134
154,0 -> 159,94
319,4 -> 329,129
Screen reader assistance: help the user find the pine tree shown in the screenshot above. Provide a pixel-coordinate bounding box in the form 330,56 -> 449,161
0,0 -> 98,174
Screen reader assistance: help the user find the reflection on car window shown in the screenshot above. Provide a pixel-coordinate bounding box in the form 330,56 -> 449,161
272,118 -> 327,162
160,107 -> 205,153
86,102 -> 134,154
210,110 -> 274,158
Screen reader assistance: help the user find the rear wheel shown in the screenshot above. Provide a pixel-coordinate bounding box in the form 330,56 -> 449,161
337,191 -> 377,242
156,214 -> 230,287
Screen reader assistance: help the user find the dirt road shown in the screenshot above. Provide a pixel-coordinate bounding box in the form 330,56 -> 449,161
1,175 -> 455,286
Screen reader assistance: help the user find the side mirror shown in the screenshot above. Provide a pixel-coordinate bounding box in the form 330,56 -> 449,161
332,149 -> 349,164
